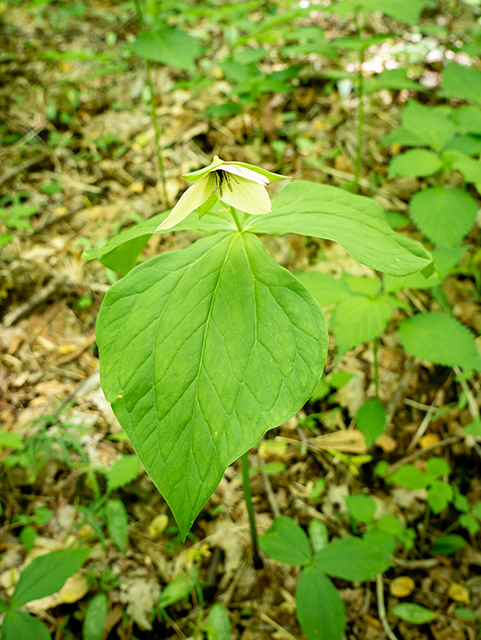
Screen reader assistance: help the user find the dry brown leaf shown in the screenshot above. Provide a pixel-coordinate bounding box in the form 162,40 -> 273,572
28,574 -> 89,610
376,434 -> 397,452
390,576 -> 415,597
448,583 -> 470,604
313,430 -> 367,453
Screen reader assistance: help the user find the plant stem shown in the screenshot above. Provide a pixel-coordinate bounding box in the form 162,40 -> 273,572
257,95 -> 265,165
145,59 -> 169,208
373,337 -> 379,396
241,451 -> 263,569
354,46 -> 365,189
229,206 -> 243,232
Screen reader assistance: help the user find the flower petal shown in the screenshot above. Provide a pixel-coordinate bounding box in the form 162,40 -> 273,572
182,156 -> 224,181
216,164 -> 269,186
216,176 -> 271,215
156,176 -> 214,231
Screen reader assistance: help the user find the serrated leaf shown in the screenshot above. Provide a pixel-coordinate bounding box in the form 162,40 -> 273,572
449,152 -> 481,183
10,547 -> 90,607
402,102 -> 456,153
107,455 -> 141,492
389,149 -> 442,178
391,603 -> 436,624
313,536 -> 391,580
96,232 -> 327,538
409,187 -> 477,248
442,62 -> 481,102
1,609 -> 51,640
425,457 -> 450,480
259,516 -> 312,565
330,295 -> 393,354
356,398 -> 387,446
296,271 -> 352,307
245,181 -> 432,276
428,481 -> 453,514
131,28 -> 200,71
390,465 -> 428,489
0,429 -> 23,449
296,569 -> 346,640
384,247 -> 464,292
398,313 -> 481,370
451,105 -> 481,135
83,592 -> 108,640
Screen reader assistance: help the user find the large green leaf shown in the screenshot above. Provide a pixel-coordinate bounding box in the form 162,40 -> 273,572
313,536 -> 391,580
96,232 -> 327,538
244,181 -> 432,276
296,568 -> 345,640
409,187 -> 478,248
388,149 -> 442,178
10,547 -> 90,607
398,313 -> 481,370
259,516 -> 312,565
402,101 -> 456,153
131,28 -> 200,71
82,207 -> 234,275
1,609 -> 51,640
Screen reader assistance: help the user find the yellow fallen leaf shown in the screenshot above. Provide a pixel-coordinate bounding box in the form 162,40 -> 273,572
148,514 -> 169,538
448,582 -> 470,604
129,181 -> 144,193
314,430 -> 366,454
58,343 -> 77,355
258,439 -> 288,459
420,433 -> 440,448
390,576 -> 415,597
376,434 -> 397,453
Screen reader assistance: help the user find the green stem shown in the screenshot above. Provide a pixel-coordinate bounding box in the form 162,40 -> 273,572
373,337 -> 379,396
354,46 -> 365,189
241,451 -> 263,569
229,206 -> 243,232
257,95 -> 265,165
145,60 -> 169,208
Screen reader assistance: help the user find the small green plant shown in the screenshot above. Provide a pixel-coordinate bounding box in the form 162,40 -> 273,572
0,547 -> 90,640
260,516 -> 391,640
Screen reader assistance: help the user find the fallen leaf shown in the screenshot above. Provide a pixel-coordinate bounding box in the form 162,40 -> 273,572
420,433 -> 440,448
314,430 -> 367,453
376,434 -> 397,452
448,582 -> 470,604
390,576 -> 415,597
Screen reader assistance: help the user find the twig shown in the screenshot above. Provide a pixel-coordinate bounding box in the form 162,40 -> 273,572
262,472 -> 281,518
391,556 -> 438,569
453,366 -> 480,420
407,389 -> 443,451
387,436 -> 462,473
259,612 -> 298,640
376,574 -> 399,640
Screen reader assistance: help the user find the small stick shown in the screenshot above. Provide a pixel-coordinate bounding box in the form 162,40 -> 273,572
376,574 -> 399,640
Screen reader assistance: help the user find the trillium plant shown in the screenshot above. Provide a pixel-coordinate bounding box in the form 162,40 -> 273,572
86,157 -> 432,550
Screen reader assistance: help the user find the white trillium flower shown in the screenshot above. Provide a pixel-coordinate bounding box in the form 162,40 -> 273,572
156,156 -> 289,231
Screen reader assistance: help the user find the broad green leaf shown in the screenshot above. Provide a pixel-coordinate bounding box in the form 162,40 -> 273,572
131,28 -> 200,71
390,465 -> 428,490
443,134 -> 481,156
245,181 -> 432,276
425,457 -> 450,480
207,604 -> 231,640
384,247 -> 464,292
363,529 -> 397,558
448,152 -> 481,183
409,187 -> 478,248
0,429 -> 23,449
462,421 -> 481,436
330,295 -> 393,354
357,0 -> 423,23
83,592 -> 108,640
345,495 -> 376,522
402,101 -> 456,153
10,547 -> 90,607
428,481 -> 453,514
381,127 -> 424,148
389,149 -> 442,178
432,534 -> 467,555
308,520 -> 329,553
356,397 -> 387,446
398,313 -> 481,370
296,271 -> 351,307
96,232 -> 327,538
451,105 -> 481,135
107,455 -> 141,492
82,207 -> 234,274
313,537 -> 391,580
259,516 -> 312,565
104,499 -> 128,552
391,603 -> 436,624
296,569 -> 345,640
344,275 -> 381,297
1,609 -> 51,640
442,62 -> 481,102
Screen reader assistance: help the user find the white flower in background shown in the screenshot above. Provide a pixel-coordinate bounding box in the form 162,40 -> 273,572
156,156 -> 288,231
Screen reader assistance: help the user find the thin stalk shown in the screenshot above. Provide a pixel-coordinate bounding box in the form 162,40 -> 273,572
354,45 -> 365,188
373,337 -> 379,396
229,206 -> 243,232
256,94 -> 265,165
241,451 -> 263,569
145,59 -> 169,208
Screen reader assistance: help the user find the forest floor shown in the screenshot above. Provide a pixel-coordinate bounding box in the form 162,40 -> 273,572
1,2 -> 481,640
